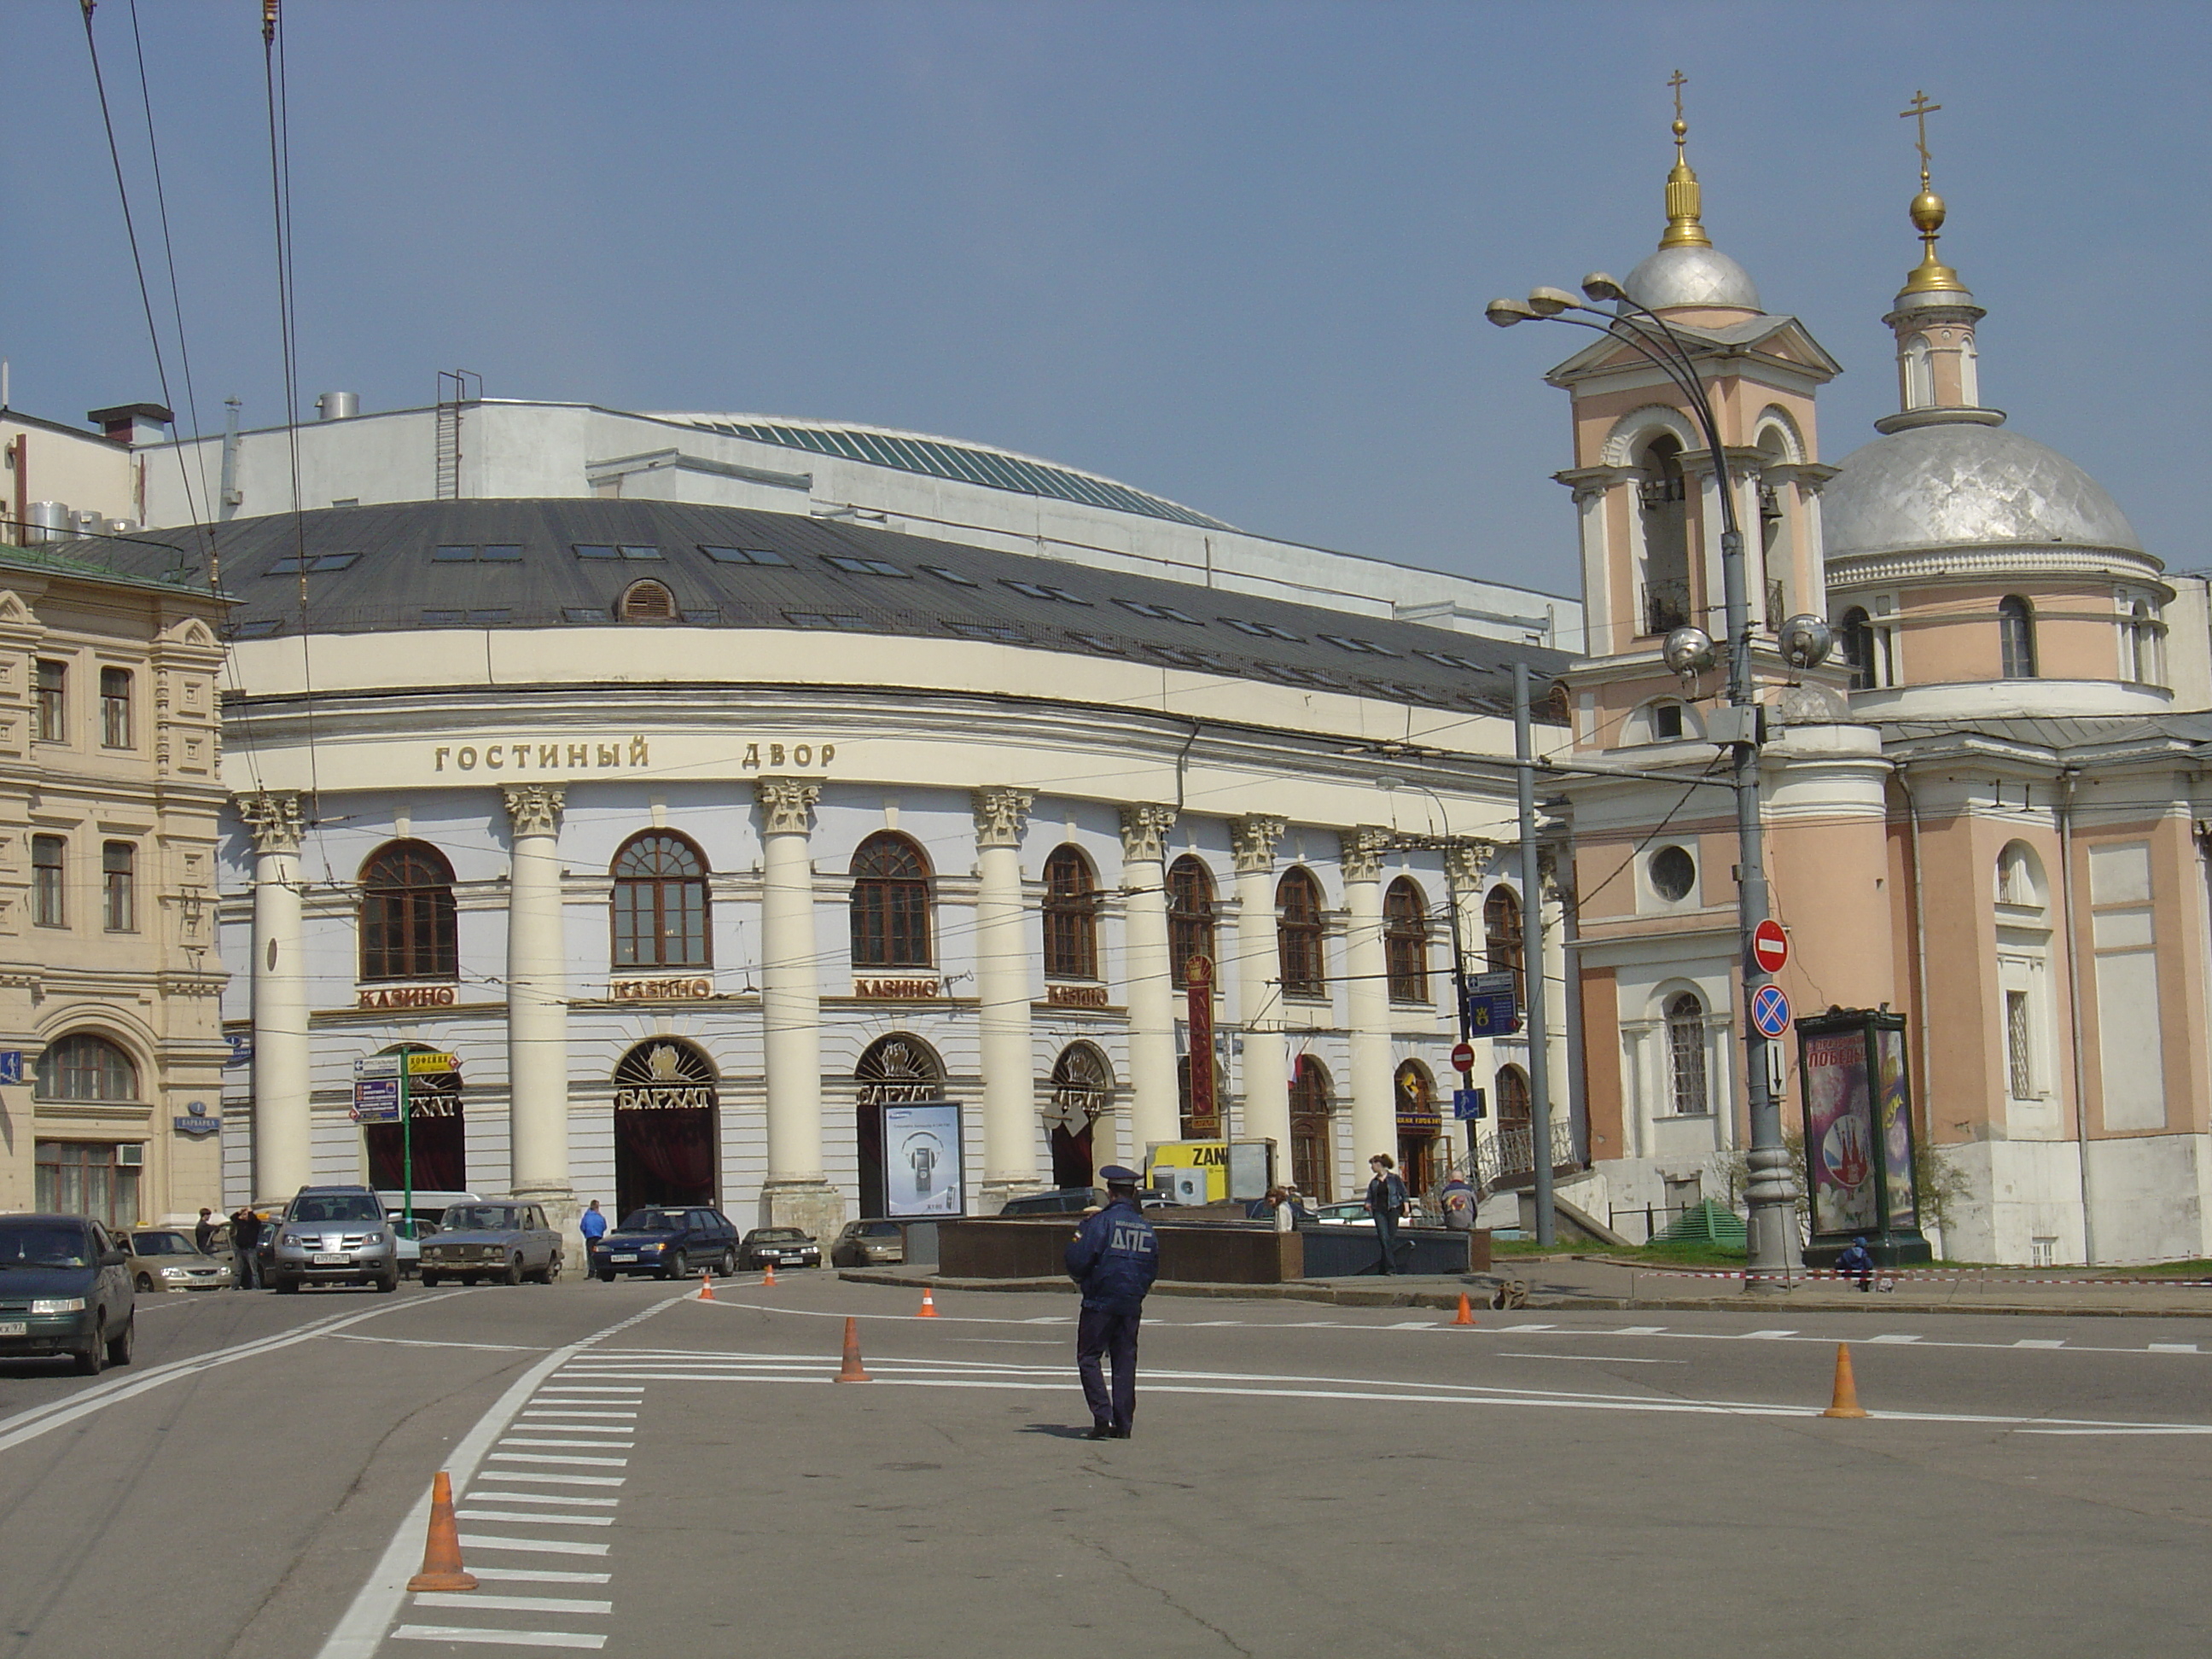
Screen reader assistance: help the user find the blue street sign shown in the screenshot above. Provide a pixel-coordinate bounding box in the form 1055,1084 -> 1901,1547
351,1076 -> 402,1124
1452,1087 -> 1487,1121
1750,983 -> 1792,1039
1462,971 -> 1521,1036
0,1051 -> 21,1085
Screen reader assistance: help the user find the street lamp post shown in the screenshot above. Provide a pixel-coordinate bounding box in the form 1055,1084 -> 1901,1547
1486,276 -> 1827,1288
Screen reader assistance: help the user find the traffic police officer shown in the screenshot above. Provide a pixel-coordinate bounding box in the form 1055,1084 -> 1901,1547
1063,1166 -> 1160,1440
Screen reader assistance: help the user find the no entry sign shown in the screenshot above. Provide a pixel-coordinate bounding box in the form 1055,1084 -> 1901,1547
1751,918 -> 1790,975
1451,1042 -> 1476,1074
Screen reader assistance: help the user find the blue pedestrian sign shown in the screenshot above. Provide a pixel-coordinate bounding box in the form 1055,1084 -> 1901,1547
0,1051 -> 21,1085
1750,983 -> 1792,1039
1452,1087 -> 1487,1121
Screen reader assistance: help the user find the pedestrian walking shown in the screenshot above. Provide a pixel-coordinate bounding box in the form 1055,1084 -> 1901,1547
1366,1154 -> 1408,1275
194,1208 -> 217,1255
1438,1173 -> 1476,1232
1837,1236 -> 1877,1293
579,1199 -> 608,1270
1064,1165 -> 1160,1441
230,1206 -> 262,1289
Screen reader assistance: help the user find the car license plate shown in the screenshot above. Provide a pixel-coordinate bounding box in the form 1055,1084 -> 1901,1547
313,1251 -> 347,1265
0,1321 -> 25,1336
609,1253 -> 637,1262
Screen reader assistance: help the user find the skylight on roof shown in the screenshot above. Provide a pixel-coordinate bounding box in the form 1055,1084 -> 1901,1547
1115,598 -> 1202,626
1002,579 -> 1091,606
574,544 -> 661,561
1218,617 -> 1301,642
1149,644 -> 1227,671
1064,630 -> 1129,655
562,607 -> 607,624
698,544 -> 790,568
918,564 -> 978,586
434,544 -> 522,563
784,610 -> 873,632
422,608 -> 513,627
822,554 -> 909,579
947,620 -> 1029,643
267,552 -> 360,575
1317,632 -> 1399,657
1414,649 -> 1484,673
230,618 -> 284,639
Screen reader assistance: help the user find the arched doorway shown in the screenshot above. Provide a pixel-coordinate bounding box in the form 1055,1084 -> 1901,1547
855,1035 -> 947,1219
611,1039 -> 719,1218
1289,1055 -> 1334,1201
1047,1043 -> 1113,1189
1394,1060 -> 1441,1196
364,1043 -> 466,1194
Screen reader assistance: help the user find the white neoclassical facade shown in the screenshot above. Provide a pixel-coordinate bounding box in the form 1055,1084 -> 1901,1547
198,492 -> 1571,1240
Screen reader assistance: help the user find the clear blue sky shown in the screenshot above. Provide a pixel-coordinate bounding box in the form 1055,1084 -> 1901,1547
3,2 -> 2204,596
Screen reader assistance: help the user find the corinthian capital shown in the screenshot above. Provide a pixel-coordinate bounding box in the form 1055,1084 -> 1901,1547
1339,825 -> 1393,885
1445,841 -> 1499,894
1231,815 -> 1285,874
503,784 -> 566,840
1118,803 -> 1175,865
237,790 -> 304,856
756,776 -> 822,838
970,786 -> 1033,850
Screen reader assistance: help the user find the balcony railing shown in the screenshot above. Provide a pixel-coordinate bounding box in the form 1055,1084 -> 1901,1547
1468,1119 -> 1580,1195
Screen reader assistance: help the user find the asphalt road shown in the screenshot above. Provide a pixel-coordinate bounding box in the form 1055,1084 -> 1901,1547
3,1274 -> 2209,1657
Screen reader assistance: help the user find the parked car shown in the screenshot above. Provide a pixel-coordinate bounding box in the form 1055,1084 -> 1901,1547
268,1186 -> 399,1293
389,1216 -> 437,1278
741,1227 -> 821,1271
1309,1200 -> 1377,1228
996,1187 -> 1101,1216
830,1219 -> 905,1267
418,1202 -> 562,1287
0,1214 -> 136,1374
124,1228 -> 228,1292
591,1207 -> 740,1281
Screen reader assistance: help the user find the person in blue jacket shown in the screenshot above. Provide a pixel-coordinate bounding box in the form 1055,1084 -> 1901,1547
1836,1236 -> 1877,1292
1064,1166 -> 1161,1441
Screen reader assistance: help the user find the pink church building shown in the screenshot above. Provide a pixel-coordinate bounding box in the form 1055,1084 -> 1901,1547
1531,117 -> 2212,1266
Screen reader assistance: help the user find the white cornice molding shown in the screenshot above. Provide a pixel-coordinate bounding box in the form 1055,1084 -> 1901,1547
1826,543 -> 2168,593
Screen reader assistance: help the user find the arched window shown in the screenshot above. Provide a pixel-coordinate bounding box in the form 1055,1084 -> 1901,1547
36,1033 -> 138,1102
1048,1043 -> 1113,1189
1959,334 -> 1981,406
850,832 -> 932,967
1276,867 -> 1325,998
359,841 -> 457,982
1167,855 -> 1216,987
1384,877 -> 1429,1002
618,579 -> 678,623
1666,992 -> 1708,1116
1999,596 -> 2038,680
2127,599 -> 2160,686
1289,1055 -> 1334,1201
1838,606 -> 1876,692
1637,434 -> 1691,636
1494,1063 -> 1531,1127
611,832 -> 709,969
1901,333 -> 1933,410
1042,845 -> 1099,980
1484,886 -> 1524,1006
1996,841 -> 2047,911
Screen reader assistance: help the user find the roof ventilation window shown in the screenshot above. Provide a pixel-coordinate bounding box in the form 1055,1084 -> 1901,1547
1149,644 -> 1227,671
268,552 -> 361,574
434,544 -> 523,563
947,620 -> 1029,643
562,607 -> 607,625
698,544 -> 789,568
1316,632 -> 1399,657
1002,579 -> 1092,606
619,580 -> 679,623
784,610 -> 873,632
1360,679 -> 1449,707
1063,630 -> 1130,655
422,608 -> 514,627
1255,662 -> 1344,689
229,618 -> 285,640
1115,598 -> 1203,626
919,564 -> 979,586
1218,617 -> 1301,642
822,554 -> 910,579
574,544 -> 661,561
1413,649 -> 1484,672
681,607 -> 722,625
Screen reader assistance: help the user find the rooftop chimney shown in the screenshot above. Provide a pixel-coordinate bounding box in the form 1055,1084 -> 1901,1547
87,403 -> 175,447
316,392 -> 359,422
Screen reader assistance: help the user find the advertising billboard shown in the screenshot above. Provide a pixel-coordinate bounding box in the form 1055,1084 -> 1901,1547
1796,1007 -> 1930,1266
882,1102 -> 964,1218
1802,1024 -> 1877,1236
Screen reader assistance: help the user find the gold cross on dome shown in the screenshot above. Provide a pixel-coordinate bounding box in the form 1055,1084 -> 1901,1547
1901,89 -> 1941,186
1668,68 -> 1689,148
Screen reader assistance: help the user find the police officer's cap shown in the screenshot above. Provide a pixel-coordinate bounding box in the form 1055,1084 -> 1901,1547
1099,1165 -> 1141,1185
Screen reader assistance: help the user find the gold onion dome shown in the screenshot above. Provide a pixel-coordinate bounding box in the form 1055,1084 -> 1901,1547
1622,73 -> 1761,312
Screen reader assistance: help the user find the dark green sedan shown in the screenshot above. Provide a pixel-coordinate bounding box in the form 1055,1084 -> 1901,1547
0,1214 -> 136,1375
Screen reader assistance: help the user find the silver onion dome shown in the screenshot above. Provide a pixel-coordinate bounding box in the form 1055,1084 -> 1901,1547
1621,244 -> 1762,313
1823,422 -> 2142,560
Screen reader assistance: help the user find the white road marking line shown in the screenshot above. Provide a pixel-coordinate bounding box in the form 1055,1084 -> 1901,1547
457,1533 -> 612,1557
2148,1342 -> 2200,1353
1387,1321 -> 1436,1330
1743,1330 -> 1797,1339
1868,1335 -> 1923,1344
332,1333 -> 544,1353
1497,1353 -> 1687,1365
486,1452 -> 629,1468
457,1510 -> 615,1528
2013,1340 -> 2066,1348
390,1624 -> 605,1650
1611,1326 -> 1668,1335
469,1493 -> 620,1507
315,1293 -> 681,1659
1498,1323 -> 1556,1331
412,1593 -> 613,1615
521,1410 -> 637,1419
470,1569 -> 611,1584
498,1438 -> 637,1450
482,1473 -> 626,1488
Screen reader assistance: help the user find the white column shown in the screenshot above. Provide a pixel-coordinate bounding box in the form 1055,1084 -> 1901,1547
972,786 -> 1037,1202
1120,805 -> 1179,1155
1342,826 -> 1395,1169
1233,816 -> 1289,1177
241,791 -> 310,1200
503,786 -> 571,1213
757,777 -> 837,1232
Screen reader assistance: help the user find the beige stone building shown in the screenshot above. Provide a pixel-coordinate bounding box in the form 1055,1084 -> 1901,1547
0,528 -> 230,1229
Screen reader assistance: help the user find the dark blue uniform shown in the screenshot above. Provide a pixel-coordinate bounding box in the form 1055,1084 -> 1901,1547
1064,1196 -> 1160,1435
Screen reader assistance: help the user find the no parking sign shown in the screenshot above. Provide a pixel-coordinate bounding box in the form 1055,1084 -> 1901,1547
1750,983 -> 1792,1039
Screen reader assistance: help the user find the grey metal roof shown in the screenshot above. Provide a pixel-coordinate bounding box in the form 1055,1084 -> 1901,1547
1825,421 -> 2144,561
1883,712 -> 2212,759
77,499 -> 1566,718
683,419 -> 1238,532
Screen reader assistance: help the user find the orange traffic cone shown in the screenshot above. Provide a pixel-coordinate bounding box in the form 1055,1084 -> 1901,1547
1452,1292 -> 1476,1327
1821,1342 -> 1869,1419
763,1260 -> 777,1288
698,1269 -> 714,1301
835,1315 -> 872,1383
405,1470 -> 479,1593
917,1285 -> 938,1318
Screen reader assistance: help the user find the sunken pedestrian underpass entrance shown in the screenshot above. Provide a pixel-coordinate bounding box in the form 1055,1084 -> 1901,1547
613,1038 -> 719,1217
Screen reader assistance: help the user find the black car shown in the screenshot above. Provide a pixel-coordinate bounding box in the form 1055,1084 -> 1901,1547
740,1227 -> 821,1271
591,1206 -> 739,1281
0,1214 -> 136,1374
995,1187 -> 1103,1216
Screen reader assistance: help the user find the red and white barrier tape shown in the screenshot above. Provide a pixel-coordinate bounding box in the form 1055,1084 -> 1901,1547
1613,1264 -> 2212,1287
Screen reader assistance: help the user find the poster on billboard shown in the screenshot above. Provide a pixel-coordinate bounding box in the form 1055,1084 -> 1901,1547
882,1102 -> 964,1217
1802,1025 -> 1877,1236
1876,1025 -> 1918,1231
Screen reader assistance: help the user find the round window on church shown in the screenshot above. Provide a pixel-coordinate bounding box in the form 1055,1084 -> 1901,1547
1650,845 -> 1697,904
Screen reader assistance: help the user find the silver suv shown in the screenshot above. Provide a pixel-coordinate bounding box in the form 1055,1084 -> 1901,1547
270,1185 -> 399,1294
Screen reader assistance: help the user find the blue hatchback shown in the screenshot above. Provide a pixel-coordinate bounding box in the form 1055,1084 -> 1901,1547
590,1206 -> 739,1281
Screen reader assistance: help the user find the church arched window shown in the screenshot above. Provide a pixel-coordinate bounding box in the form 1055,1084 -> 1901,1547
1999,596 -> 2038,680
1665,992 -> 1708,1116
1901,334 -> 1934,410
1637,434 -> 1691,637
1839,607 -> 1876,692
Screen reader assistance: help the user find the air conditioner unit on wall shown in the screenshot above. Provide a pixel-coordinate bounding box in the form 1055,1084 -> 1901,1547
117,1144 -> 144,1167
